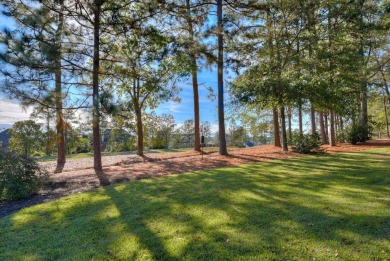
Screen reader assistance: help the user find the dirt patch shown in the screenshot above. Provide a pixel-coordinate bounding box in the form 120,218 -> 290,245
1,139 -> 389,218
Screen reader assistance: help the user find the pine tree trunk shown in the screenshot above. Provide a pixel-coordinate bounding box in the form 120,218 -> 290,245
55,6 -> 65,173
273,106 -> 281,147
46,112 -> 50,156
280,106 -> 288,151
217,0 -> 227,155
92,0 -> 102,173
191,62 -> 201,152
329,111 -> 336,146
326,8 -> 333,146
185,0 -> 201,152
356,93 -> 361,125
65,123 -> 68,155
383,90 -> 390,138
287,107 -> 292,141
311,106 -> 316,134
360,85 -> 368,126
298,103 -> 303,135
324,112 -> 329,142
135,108 -> 144,156
319,111 -> 327,144
358,0 -> 368,127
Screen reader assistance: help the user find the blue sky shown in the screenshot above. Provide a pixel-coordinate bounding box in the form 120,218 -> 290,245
156,68 -> 220,129
0,8 -> 224,132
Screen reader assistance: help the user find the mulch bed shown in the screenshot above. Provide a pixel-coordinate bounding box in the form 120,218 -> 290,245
1,139 -> 389,218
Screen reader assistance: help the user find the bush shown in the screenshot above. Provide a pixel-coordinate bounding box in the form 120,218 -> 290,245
336,130 -> 347,143
32,151 -> 45,157
346,124 -> 370,145
290,133 -> 321,154
0,150 -> 47,201
149,137 -> 166,149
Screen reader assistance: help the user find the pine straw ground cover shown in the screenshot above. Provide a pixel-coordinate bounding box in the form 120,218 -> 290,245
0,145 -> 389,260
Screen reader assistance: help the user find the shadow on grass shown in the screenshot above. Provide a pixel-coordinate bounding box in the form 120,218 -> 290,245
1,149 -> 389,260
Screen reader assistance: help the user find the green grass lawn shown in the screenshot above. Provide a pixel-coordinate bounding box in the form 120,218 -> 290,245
1,148 -> 389,260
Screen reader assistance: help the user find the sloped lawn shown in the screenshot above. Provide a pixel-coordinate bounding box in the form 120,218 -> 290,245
1,148 -> 389,260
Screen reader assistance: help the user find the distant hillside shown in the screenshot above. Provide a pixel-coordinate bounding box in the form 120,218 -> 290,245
0,129 -> 10,149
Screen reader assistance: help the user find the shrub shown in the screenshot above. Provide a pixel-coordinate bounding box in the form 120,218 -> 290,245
290,133 -> 321,154
336,130 -> 347,143
346,124 -> 370,145
149,137 -> 166,149
32,151 -> 45,157
0,150 -> 47,201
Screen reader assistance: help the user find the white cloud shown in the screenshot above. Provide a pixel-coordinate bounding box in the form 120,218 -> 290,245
166,101 -> 182,113
0,99 -> 33,126
210,124 -> 219,134
173,122 -> 219,135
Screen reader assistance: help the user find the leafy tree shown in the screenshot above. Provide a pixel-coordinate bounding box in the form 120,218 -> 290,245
30,105 -> 57,156
107,28 -> 180,155
8,120 -> 44,157
105,115 -> 136,152
180,119 -> 195,148
201,121 -> 212,144
147,113 -> 176,149
368,89 -> 390,138
227,122 -> 246,148
65,127 -> 83,155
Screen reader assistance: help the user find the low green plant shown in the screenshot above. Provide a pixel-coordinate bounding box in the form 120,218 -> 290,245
336,130 -> 347,143
345,124 -> 370,145
32,151 -> 45,157
290,132 -> 321,154
0,150 -> 47,201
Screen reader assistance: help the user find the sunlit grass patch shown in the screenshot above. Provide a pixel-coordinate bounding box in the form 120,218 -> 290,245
1,148 -> 389,260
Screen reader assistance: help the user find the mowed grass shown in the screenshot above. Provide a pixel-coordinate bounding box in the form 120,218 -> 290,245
1,149 -> 389,260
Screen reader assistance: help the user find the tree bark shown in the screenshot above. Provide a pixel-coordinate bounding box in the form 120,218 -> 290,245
383,90 -> 390,138
360,83 -> 368,126
324,112 -> 329,141
329,111 -> 336,146
273,106 -> 281,147
310,106 -> 316,134
217,0 -> 227,155
185,0 -> 201,152
319,111 -> 327,144
135,108 -> 144,156
358,0 -> 368,127
287,107 -> 292,141
280,106 -> 288,151
191,58 -> 201,152
92,0 -> 103,173
298,103 -> 303,135
55,5 -> 65,173
46,111 -> 50,156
